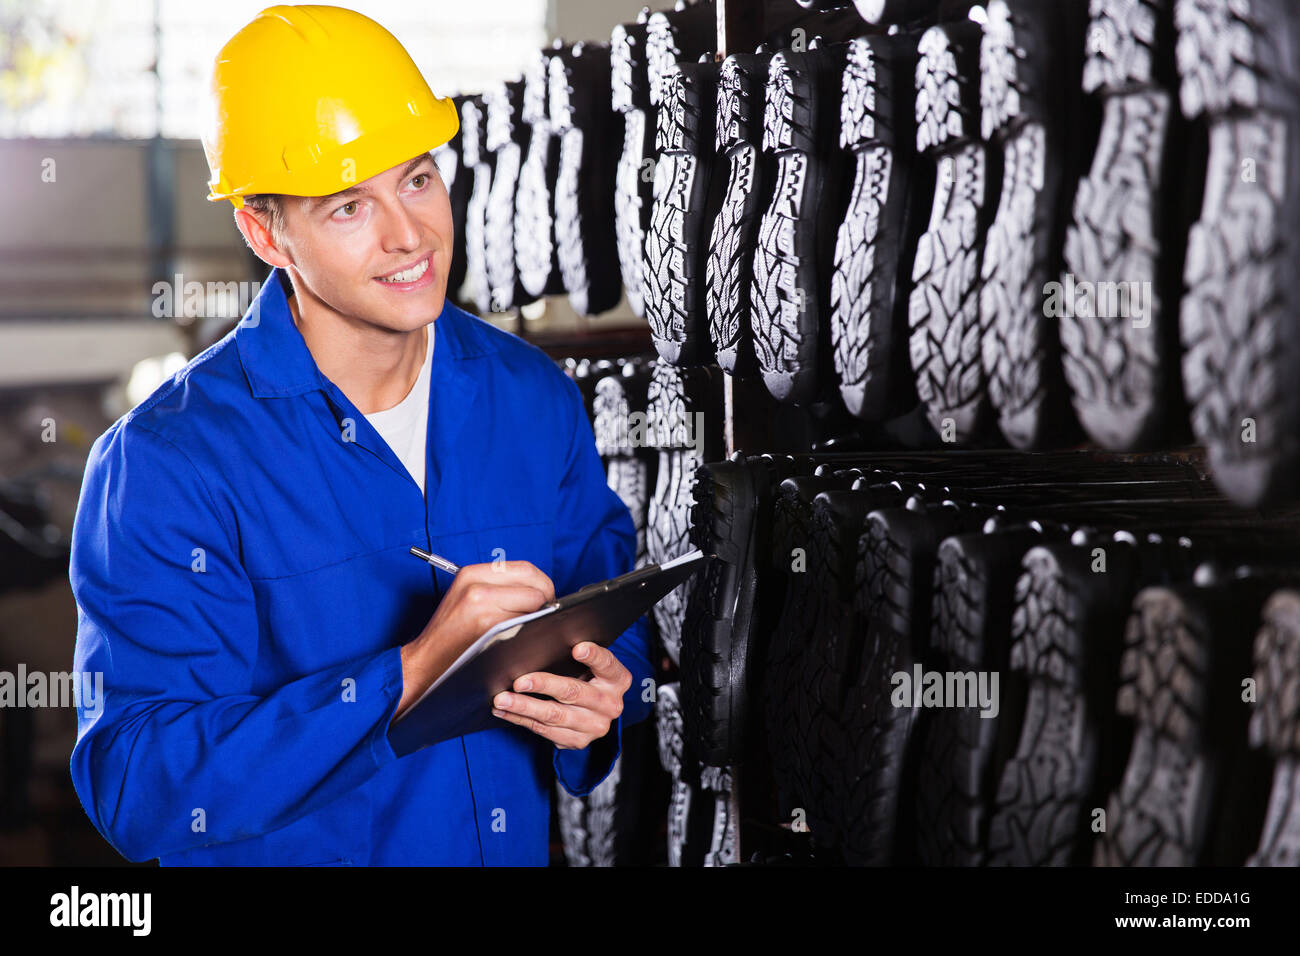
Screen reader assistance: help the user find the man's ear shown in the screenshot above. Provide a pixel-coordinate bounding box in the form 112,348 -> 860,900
234,207 -> 292,268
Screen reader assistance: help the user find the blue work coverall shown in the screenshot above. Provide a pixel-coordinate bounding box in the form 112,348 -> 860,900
68,266 -> 652,865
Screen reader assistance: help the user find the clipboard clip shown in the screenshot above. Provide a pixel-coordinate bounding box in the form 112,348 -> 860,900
552,562 -> 664,609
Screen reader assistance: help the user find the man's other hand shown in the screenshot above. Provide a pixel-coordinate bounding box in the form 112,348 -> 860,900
490,643 -> 631,750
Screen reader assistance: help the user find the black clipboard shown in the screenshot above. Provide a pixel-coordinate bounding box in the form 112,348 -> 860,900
387,550 -> 708,757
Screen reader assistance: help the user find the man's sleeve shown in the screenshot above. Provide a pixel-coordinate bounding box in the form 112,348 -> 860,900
549,373 -> 654,798
68,420 -> 405,862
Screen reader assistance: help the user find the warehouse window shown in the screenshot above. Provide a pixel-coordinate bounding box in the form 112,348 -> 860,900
0,0 -> 546,139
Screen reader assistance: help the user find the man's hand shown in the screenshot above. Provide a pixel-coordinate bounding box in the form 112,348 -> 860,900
395,560 -> 555,720
490,643 -> 631,750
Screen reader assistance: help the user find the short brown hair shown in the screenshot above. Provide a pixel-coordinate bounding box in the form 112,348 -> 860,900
241,193 -> 287,247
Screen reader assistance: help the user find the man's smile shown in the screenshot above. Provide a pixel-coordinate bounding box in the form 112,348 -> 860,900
375,253 -> 434,288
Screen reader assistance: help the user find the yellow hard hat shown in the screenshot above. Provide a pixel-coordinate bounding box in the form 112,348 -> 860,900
202,4 -> 459,210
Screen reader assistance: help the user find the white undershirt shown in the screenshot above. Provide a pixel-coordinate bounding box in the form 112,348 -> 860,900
363,324 -> 434,495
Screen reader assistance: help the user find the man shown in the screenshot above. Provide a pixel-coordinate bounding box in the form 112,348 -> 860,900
67,4 -> 652,865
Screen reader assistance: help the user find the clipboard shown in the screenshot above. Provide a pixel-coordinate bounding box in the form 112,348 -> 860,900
387,550 -> 709,757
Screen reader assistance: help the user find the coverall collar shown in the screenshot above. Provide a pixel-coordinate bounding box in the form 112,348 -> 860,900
236,265 -> 490,398
234,265 -> 483,508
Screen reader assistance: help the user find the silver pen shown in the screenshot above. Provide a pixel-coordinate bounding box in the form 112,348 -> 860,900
409,547 -> 461,574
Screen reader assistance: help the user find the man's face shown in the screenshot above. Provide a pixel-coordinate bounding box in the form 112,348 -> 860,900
250,152 -> 454,334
